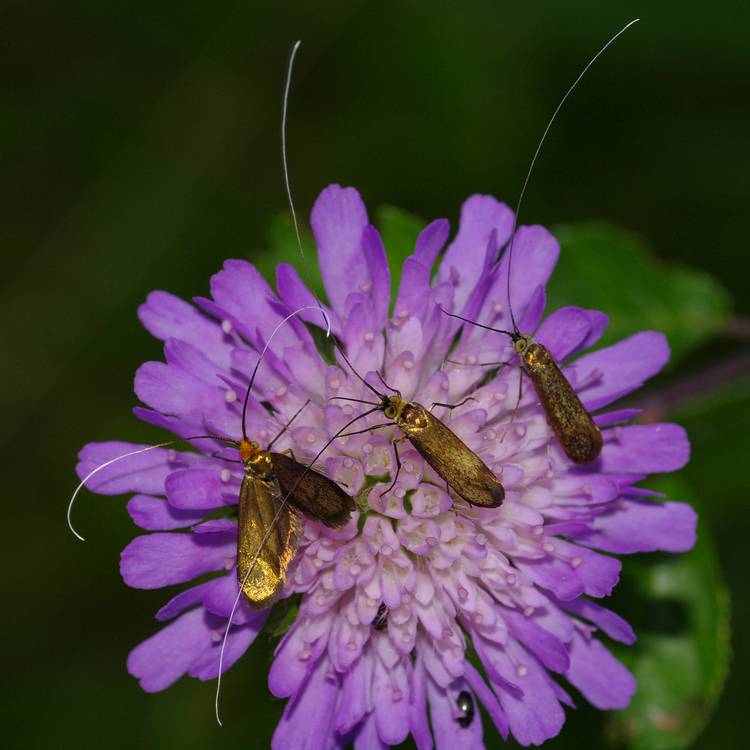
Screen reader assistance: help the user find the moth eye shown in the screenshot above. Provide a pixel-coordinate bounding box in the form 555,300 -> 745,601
515,339 -> 526,354
384,406 -> 397,420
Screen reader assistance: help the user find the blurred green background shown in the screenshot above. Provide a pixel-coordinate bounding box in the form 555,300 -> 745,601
3,1 -> 749,748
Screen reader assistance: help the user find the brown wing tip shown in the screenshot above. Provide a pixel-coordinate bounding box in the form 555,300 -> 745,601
568,427 -> 604,464
323,498 -> 356,528
487,480 -> 505,508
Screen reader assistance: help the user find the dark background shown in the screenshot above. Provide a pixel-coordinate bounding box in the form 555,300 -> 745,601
2,1 -> 748,749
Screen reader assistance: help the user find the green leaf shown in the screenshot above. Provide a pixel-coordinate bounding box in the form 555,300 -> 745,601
375,204 -> 425,306
610,476 -> 730,750
548,223 -> 732,366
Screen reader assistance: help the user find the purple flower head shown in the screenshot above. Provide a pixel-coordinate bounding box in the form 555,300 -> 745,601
77,185 -> 696,747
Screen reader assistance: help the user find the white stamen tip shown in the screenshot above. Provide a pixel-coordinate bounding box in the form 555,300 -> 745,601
221,319 -> 232,334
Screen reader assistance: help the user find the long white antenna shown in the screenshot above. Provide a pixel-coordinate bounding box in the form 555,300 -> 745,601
68,440 -> 197,542
282,40 -> 304,256
504,18 -> 640,331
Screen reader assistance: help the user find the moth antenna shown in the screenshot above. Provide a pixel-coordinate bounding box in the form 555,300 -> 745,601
282,40 -> 304,257
440,306 -> 513,338
267,399 -> 311,450
67,435 -> 228,542
503,18 -> 640,333
335,345 -> 384,400
215,404 -> 380,725
241,304 -> 332,442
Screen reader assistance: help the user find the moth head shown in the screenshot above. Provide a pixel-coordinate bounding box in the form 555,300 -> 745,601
383,394 -> 404,421
513,333 -> 534,356
239,439 -> 261,463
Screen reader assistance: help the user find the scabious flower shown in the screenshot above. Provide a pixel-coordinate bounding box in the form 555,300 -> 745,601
78,185 -> 696,748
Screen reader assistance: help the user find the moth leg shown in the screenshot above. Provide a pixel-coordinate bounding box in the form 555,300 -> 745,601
430,395 -> 478,413
379,439 -> 403,498
280,447 -> 297,461
500,367 -> 525,443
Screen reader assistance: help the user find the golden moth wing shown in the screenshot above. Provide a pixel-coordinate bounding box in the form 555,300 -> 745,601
237,473 -> 299,609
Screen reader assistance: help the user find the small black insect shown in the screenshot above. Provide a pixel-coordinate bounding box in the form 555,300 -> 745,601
456,690 -> 475,728
371,602 -> 389,630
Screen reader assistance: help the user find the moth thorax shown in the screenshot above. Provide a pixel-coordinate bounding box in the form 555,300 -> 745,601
240,440 -> 274,479
401,403 -> 428,431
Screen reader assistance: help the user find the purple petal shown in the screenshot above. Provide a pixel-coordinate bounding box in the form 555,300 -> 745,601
503,608 -> 570,673
76,441 -> 177,495
120,531 -> 234,589
573,332 -> 669,410
311,185 -> 369,316
138,290 -> 232,369
164,337 -> 224,385
464,224 -> 560,344
579,310 -> 609,350
393,257 -> 431,323
362,225 -> 391,329
209,259 -> 300,351
558,599 -> 636,645
201,572 -> 262,626
134,360 -> 233,424
272,656 -> 339,750
518,285 -> 546,333
276,263 -> 342,335
463,662 -> 509,740
127,494 -> 207,531
354,712 -> 388,750
165,468 -> 231,510
488,640 -> 566,746
438,194 -> 513,312
410,654 -> 434,750
188,620 -> 266,680
269,623 -> 327,699
373,657 -> 409,745
518,544 -> 621,600
156,581 -> 212,621
414,218 -> 450,268
565,630 -> 635,709
535,306 -> 598,362
581,499 -> 697,554
598,424 -> 690,474
334,655 -> 369,735
426,676 -> 485,750
594,408 -> 641,427
127,608 -> 210,692
192,518 -> 236,534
